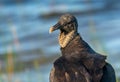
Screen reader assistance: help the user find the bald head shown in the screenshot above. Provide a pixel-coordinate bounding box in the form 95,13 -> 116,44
49,14 -> 78,33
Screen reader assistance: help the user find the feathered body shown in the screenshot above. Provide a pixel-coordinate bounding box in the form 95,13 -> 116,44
50,34 -> 106,82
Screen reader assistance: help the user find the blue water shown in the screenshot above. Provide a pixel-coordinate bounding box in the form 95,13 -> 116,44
0,0 -> 120,82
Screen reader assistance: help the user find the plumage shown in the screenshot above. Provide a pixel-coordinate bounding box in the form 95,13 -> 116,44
49,14 -> 116,82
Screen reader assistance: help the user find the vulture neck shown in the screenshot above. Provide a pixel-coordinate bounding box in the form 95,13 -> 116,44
58,30 -> 78,48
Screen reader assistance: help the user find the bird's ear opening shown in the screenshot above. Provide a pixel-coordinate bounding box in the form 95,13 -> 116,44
49,22 -> 61,33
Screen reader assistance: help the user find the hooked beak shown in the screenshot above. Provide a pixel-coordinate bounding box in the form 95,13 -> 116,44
49,22 -> 61,33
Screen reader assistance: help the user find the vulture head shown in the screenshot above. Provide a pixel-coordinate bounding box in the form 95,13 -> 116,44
49,14 -> 78,48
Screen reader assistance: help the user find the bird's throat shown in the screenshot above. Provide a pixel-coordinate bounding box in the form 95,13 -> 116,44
58,31 -> 76,48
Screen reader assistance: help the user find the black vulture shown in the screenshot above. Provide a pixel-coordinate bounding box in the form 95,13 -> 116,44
49,14 -> 116,82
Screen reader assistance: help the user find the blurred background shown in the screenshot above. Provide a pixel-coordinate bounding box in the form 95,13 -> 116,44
0,0 -> 120,82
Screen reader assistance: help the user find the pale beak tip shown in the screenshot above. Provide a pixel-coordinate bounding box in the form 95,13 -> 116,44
49,27 -> 54,34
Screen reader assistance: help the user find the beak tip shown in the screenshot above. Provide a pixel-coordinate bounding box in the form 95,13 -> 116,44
49,27 -> 54,34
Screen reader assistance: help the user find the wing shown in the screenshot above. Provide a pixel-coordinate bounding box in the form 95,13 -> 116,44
49,67 -> 55,82
50,64 -> 92,82
101,63 -> 116,82
49,57 -> 66,82
49,57 -> 92,82
49,66 -> 67,82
